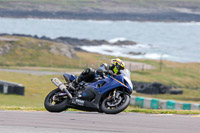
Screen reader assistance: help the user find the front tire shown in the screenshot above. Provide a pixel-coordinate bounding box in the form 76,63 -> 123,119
101,93 -> 130,114
44,88 -> 69,112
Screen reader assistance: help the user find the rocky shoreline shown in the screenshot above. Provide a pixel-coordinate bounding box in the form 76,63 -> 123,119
1,0 -> 200,22
0,33 -> 137,46
0,34 -> 145,55
0,33 -> 144,55
1,10 -> 200,22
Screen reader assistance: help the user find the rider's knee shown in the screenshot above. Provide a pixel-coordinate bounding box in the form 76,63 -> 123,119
79,68 -> 96,82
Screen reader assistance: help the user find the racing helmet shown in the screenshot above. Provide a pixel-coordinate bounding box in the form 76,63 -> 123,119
109,58 -> 125,74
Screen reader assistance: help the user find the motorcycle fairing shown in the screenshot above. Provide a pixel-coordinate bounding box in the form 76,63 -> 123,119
88,74 -> 132,95
66,86 -> 102,111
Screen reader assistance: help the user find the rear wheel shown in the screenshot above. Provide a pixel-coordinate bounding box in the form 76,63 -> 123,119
44,88 -> 69,112
101,91 -> 130,114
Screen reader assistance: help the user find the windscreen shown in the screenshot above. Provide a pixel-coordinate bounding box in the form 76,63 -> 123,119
120,69 -> 131,79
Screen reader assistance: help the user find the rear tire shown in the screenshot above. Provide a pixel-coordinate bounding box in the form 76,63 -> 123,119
101,93 -> 130,114
44,88 -> 69,112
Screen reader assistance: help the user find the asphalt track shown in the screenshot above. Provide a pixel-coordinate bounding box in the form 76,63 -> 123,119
0,110 -> 200,133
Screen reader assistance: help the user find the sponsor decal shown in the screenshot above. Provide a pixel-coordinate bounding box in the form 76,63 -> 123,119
111,77 -> 128,88
72,99 -> 85,106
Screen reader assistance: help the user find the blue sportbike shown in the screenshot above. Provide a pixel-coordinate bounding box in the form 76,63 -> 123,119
44,69 -> 133,114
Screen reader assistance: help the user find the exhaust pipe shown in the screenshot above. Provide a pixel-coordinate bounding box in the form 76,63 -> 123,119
51,78 -> 72,99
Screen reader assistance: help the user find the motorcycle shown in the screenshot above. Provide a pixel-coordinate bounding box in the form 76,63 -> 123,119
44,69 -> 133,114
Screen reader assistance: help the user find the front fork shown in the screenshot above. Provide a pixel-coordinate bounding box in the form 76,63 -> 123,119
114,89 -> 121,99
108,89 -> 121,100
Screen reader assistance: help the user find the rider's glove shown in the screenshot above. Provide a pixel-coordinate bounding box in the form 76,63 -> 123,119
106,70 -> 114,76
96,69 -> 104,77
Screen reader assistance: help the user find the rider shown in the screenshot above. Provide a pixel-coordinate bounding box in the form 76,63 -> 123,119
71,58 -> 125,88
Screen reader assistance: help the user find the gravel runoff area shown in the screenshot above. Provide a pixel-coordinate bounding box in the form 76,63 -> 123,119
0,110 -> 200,133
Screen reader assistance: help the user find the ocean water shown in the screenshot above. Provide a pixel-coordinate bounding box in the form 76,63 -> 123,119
0,17 -> 200,62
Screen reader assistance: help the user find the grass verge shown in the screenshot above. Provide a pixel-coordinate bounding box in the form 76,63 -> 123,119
1,105 -> 200,115
124,106 -> 200,114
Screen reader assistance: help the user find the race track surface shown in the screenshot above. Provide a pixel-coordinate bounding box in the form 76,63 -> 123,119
0,110 -> 199,133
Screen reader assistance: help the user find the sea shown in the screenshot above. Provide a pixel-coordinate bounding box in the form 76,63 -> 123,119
0,17 -> 200,62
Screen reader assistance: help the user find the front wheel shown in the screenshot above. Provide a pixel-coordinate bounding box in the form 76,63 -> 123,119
44,88 -> 69,112
101,92 -> 130,114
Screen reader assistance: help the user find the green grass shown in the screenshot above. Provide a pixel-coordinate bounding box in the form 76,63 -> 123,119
0,36 -> 68,67
125,106 -> 200,114
134,88 -> 200,103
0,71 -> 57,107
0,105 -> 79,112
130,60 -> 200,89
0,45 -> 200,106
130,59 -> 200,102
0,59 -> 200,110
0,36 -> 110,69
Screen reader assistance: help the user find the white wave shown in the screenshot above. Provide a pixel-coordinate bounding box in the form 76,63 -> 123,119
81,44 -> 192,62
143,53 -> 169,59
80,44 -> 171,61
81,45 -> 123,56
86,20 -> 113,24
108,37 -> 127,43
125,43 -> 153,49
180,22 -> 200,26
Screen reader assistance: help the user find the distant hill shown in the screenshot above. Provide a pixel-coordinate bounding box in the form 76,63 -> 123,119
0,0 -> 200,21
0,36 -> 77,67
